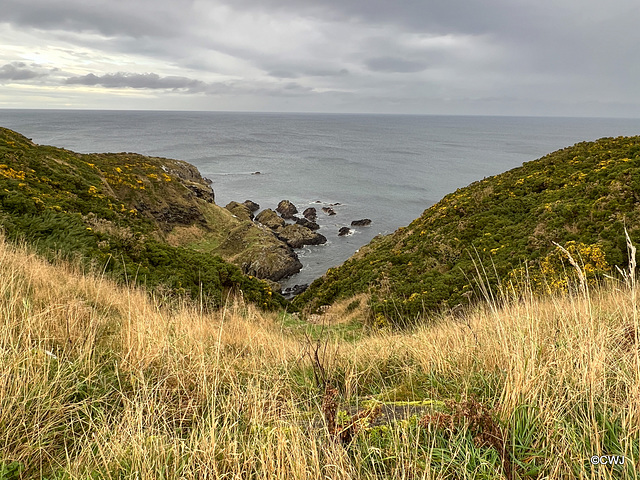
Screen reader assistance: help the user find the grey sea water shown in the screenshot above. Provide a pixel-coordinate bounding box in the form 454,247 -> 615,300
2,109 -> 640,288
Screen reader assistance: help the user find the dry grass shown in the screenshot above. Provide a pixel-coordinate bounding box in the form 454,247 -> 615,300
0,235 -> 639,478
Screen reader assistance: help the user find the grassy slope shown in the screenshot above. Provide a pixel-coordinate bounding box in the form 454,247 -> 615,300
295,136 -> 640,323
0,234 -> 638,479
0,127 -> 287,309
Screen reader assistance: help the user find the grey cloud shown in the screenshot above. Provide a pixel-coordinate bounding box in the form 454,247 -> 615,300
65,72 -> 207,91
219,0 -> 526,35
305,68 -> 350,77
0,62 -> 47,81
268,70 -> 299,79
1,0 -> 186,39
364,56 -> 428,73
63,71 -> 315,98
1,0 -> 639,116
268,67 -> 349,78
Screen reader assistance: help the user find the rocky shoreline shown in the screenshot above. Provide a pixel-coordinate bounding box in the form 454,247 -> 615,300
224,197 -> 372,296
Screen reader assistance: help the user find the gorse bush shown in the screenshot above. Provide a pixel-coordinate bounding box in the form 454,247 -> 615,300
296,135 -> 640,325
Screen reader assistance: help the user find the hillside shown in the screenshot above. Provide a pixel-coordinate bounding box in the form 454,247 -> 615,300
295,135 -> 640,324
0,127 -> 294,309
0,228 -> 637,478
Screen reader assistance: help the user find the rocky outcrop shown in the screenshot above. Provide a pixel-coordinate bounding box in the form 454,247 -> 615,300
135,201 -> 206,232
351,219 -> 372,226
282,284 -> 309,299
225,201 -> 254,221
256,208 -> 286,230
239,244 -> 303,281
277,224 -> 327,248
243,200 -> 260,212
322,206 -> 336,216
338,227 -> 352,236
296,217 -> 320,231
277,200 -> 298,219
185,183 -> 215,203
217,219 -> 303,281
303,207 -> 317,221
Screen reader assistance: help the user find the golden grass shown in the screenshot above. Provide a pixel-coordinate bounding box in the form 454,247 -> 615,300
0,235 -> 639,478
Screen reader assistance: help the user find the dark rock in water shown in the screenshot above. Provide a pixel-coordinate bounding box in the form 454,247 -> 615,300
252,171 -> 261,175
303,207 -> 317,221
351,218 -> 372,227
255,208 -> 285,229
322,206 -> 336,216
296,217 -> 320,231
277,224 -> 327,248
282,284 -> 309,299
338,227 -> 352,236
277,200 -> 298,219
225,201 -> 254,221
243,200 -> 260,212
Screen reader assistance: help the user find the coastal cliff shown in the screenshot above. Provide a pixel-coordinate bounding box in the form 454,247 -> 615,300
0,127 -> 297,308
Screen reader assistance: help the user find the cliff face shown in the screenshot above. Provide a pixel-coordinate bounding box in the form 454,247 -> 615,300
295,136 -> 640,324
0,127 -> 296,307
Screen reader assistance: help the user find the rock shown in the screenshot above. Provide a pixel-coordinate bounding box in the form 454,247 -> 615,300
240,244 -> 303,281
338,227 -> 352,236
303,207 -> 317,221
252,171 -> 261,175
136,201 -> 206,231
322,206 -> 336,216
277,224 -> 327,248
185,183 -> 215,203
296,217 -> 320,231
255,208 -> 286,230
225,201 -> 254,221
277,200 -> 298,219
351,218 -> 372,227
282,284 -> 309,299
243,200 -> 260,212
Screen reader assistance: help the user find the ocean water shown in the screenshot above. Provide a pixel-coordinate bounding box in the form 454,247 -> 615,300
2,110 -> 640,288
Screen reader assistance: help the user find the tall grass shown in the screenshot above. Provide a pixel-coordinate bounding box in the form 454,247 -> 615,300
0,235 -> 638,479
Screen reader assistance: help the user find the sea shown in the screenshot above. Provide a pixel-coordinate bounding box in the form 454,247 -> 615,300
2,110 -> 640,289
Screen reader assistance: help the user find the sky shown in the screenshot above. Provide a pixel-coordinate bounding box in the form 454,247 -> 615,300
1,0 -> 639,117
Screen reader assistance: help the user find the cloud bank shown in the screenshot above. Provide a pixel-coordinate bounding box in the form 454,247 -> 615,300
1,0 -> 639,116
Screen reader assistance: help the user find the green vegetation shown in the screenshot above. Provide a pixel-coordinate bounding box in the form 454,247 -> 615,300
0,127 -> 286,309
296,136 -> 640,324
0,235 -> 638,479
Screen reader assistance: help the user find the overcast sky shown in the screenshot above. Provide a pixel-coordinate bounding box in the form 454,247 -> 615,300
1,0 -> 639,116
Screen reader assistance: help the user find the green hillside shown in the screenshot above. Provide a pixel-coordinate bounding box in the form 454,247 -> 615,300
295,135 -> 640,324
0,127 -> 287,309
